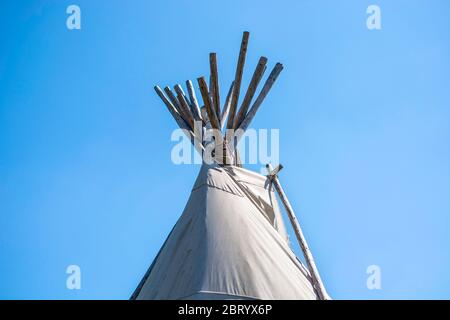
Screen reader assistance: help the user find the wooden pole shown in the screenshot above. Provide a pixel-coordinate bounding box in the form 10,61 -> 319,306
266,163 -> 329,300
226,31 -> 250,130
164,86 -> 193,131
186,80 -> 203,122
173,84 -> 190,108
220,81 -> 234,130
154,86 -> 204,153
197,76 -> 220,130
209,53 -> 221,120
201,107 -> 211,130
233,56 -> 267,129
163,86 -> 182,114
174,84 -> 195,130
209,76 -> 214,116
237,63 -> 283,140
155,86 -> 189,131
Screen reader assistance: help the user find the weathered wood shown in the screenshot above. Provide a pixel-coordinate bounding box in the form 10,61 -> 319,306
220,81 -> 234,130
164,86 -> 182,115
209,53 -> 221,120
226,31 -> 250,129
237,63 -> 283,137
209,76 -> 214,103
197,76 -> 220,130
208,76 -> 217,127
174,84 -> 195,128
200,106 -> 211,130
173,84 -> 190,108
174,84 -> 195,130
186,80 -> 203,122
233,56 -> 267,129
164,86 -> 193,132
156,86 -> 189,131
266,163 -> 329,300
154,86 -> 203,152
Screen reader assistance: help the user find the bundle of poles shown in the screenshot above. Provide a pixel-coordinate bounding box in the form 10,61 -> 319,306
154,31 -> 283,165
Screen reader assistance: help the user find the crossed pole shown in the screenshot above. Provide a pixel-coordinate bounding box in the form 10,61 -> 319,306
266,163 -> 329,300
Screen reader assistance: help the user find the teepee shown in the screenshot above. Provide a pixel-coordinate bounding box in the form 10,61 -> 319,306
131,32 -> 329,300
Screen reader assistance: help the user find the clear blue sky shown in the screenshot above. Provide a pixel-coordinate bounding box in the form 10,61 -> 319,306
1,0 -> 449,299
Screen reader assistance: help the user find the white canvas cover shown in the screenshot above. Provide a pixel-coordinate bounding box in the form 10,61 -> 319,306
132,164 -> 318,300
